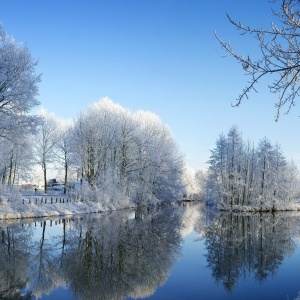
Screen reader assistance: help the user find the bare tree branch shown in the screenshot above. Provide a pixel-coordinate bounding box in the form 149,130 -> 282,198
216,0 -> 300,121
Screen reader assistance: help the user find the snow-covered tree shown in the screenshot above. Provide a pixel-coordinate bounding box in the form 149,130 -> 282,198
285,159 -> 300,201
206,126 -> 300,209
215,0 -> 300,121
0,24 -> 40,138
133,110 -> 184,202
182,165 -> 200,199
195,169 -> 208,200
207,126 -> 245,206
207,133 -> 228,204
0,135 -> 34,186
71,98 -> 184,203
33,109 -> 59,193
54,119 -> 74,194
226,126 -> 244,206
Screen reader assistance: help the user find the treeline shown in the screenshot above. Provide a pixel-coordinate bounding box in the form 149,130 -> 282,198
1,98 -> 185,204
70,98 -> 184,202
206,126 -> 300,209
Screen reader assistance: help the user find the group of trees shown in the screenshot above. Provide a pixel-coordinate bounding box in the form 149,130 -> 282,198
0,23 -> 41,188
1,97 -> 185,203
70,98 -> 184,202
206,126 -> 300,208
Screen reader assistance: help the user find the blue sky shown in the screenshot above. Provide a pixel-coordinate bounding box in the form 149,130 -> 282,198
1,0 -> 299,170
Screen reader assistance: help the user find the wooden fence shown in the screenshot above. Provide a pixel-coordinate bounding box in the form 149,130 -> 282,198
21,196 -> 82,205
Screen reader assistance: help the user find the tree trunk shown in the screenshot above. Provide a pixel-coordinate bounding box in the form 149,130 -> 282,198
64,160 -> 68,194
12,159 -> 17,185
7,151 -> 13,185
43,163 -> 47,193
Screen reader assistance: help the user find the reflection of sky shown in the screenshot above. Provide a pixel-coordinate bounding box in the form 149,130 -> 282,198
23,228 -> 300,300
132,232 -> 300,300
34,287 -> 72,300
28,219 -> 66,243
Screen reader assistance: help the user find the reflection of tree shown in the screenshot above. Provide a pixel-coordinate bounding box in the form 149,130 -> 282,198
180,203 -> 203,237
204,212 -> 296,293
28,221 -> 66,299
62,206 -> 183,300
0,225 -> 33,299
0,206 -> 184,299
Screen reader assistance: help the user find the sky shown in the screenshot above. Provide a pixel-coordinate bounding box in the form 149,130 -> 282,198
1,0 -> 300,170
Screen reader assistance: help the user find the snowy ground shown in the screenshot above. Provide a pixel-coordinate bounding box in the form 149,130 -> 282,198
0,188 -> 135,220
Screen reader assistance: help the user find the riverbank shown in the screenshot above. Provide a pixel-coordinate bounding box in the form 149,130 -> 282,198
217,202 -> 300,212
0,194 -> 136,219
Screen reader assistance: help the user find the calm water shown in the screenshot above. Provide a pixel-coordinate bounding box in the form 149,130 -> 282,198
1,203 -> 300,299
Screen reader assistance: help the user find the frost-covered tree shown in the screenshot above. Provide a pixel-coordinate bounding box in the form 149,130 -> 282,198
33,109 -> 59,193
54,119 -> 74,194
133,110 -> 184,202
206,126 -> 300,209
195,169 -> 208,199
207,133 -> 228,204
256,137 -> 276,206
71,98 -> 184,203
226,126 -> 244,205
0,135 -> 34,186
71,99 -> 123,189
0,24 -> 40,138
207,126 -> 245,206
215,0 -> 300,120
285,159 -> 300,201
182,165 -> 200,199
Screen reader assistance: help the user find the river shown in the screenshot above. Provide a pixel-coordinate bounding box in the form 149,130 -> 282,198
1,202 -> 300,299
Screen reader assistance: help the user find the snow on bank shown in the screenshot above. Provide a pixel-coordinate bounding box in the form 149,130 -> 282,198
0,196 -> 135,220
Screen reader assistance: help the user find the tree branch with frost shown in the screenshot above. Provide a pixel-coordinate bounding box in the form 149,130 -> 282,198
215,0 -> 300,121
0,23 -> 41,136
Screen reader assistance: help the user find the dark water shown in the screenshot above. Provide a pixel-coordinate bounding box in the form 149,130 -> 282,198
1,203 -> 300,299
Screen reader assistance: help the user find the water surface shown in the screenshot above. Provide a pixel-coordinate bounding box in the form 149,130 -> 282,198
1,203 -> 300,299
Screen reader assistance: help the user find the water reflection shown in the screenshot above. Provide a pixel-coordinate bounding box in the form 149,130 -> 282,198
3,204 -> 298,299
203,212 -> 299,293
0,223 -> 33,299
0,205 -> 185,299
